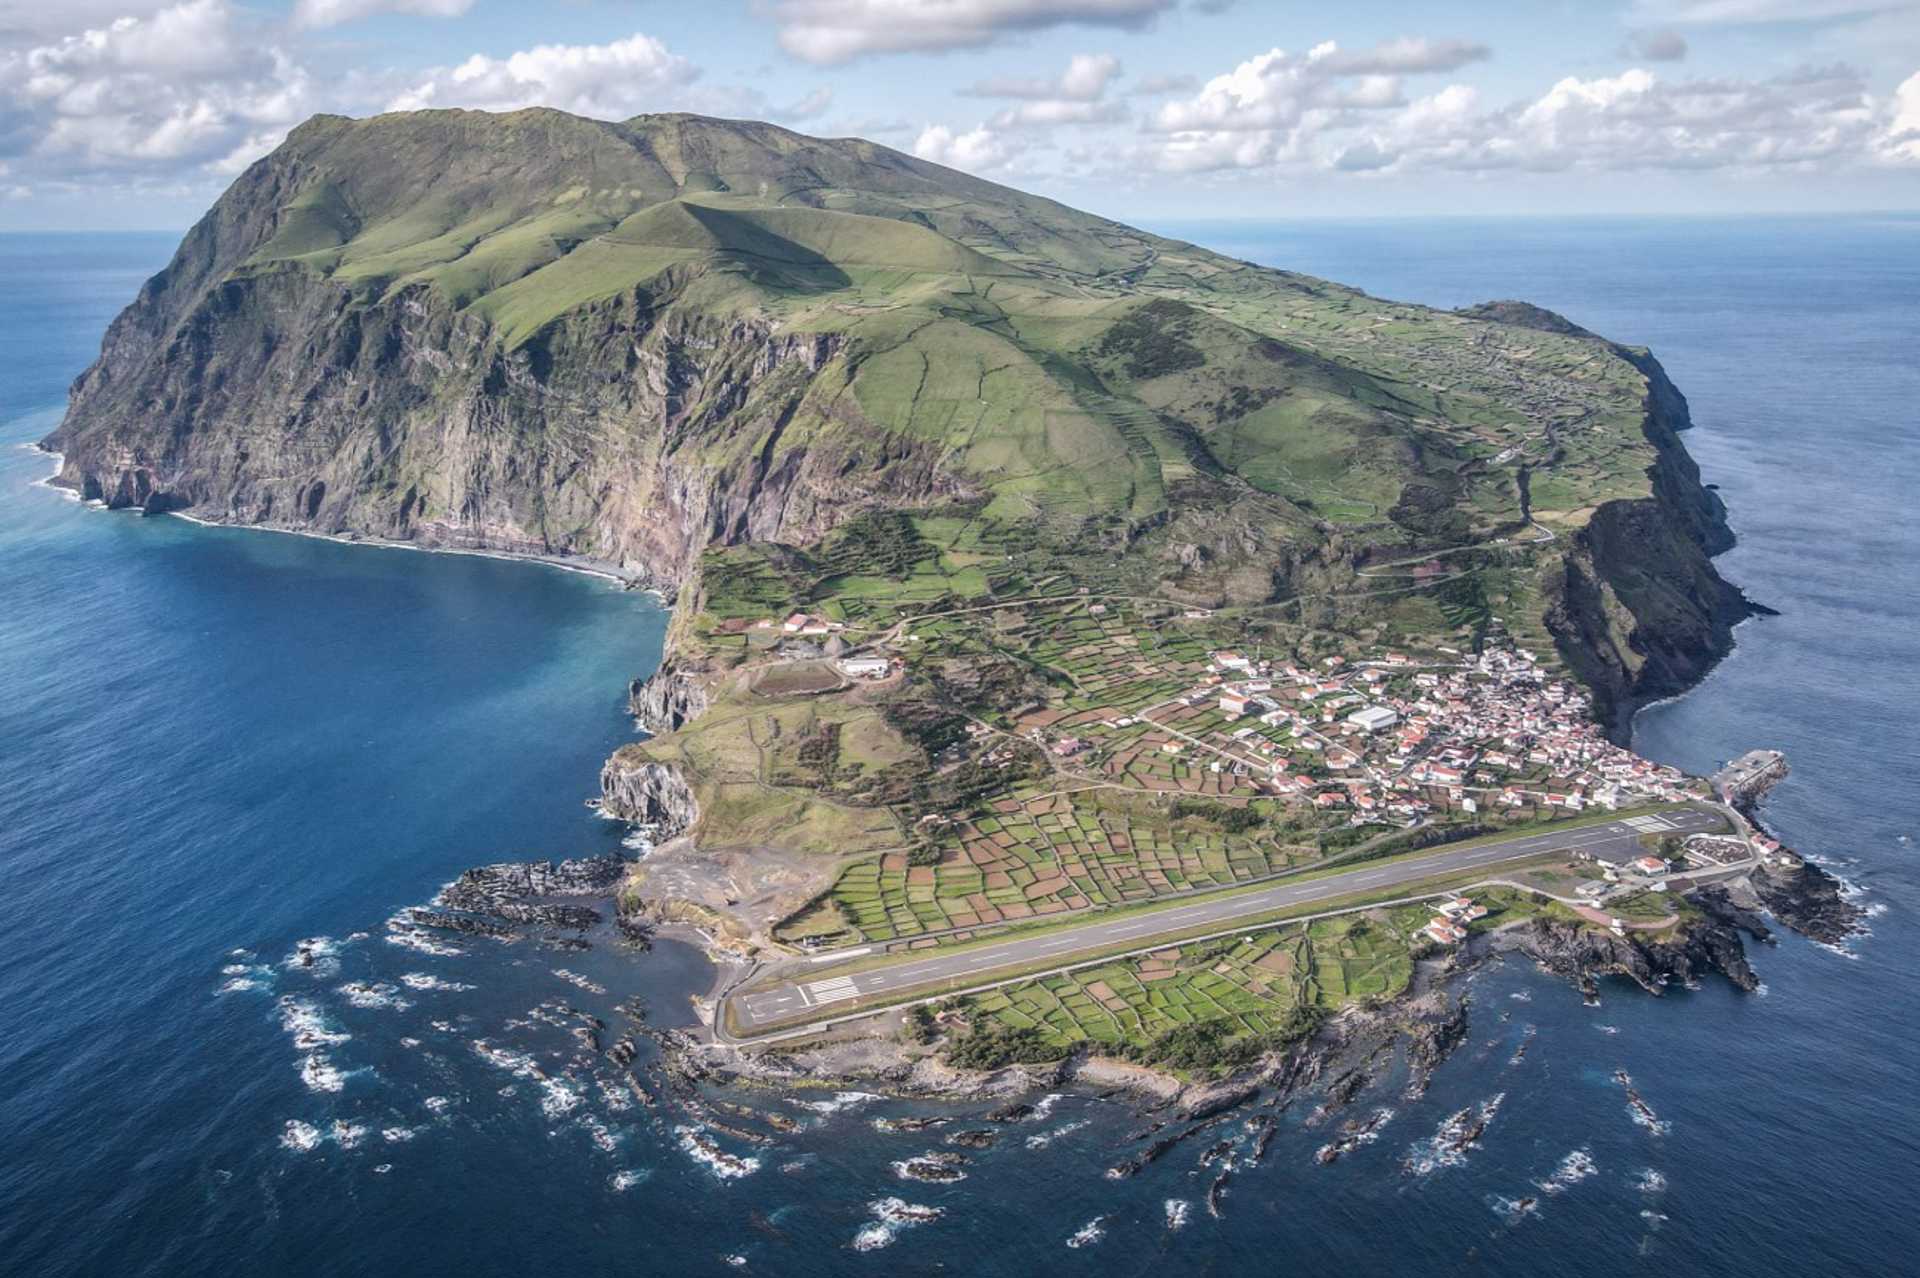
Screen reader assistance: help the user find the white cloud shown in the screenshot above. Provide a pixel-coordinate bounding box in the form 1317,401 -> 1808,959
1145,39 -> 1479,138
0,1 -> 311,176
913,121 -> 1026,170
990,99 -> 1127,127
760,0 -> 1174,65
1629,0 -> 1911,23
1313,36 -> 1490,75
1140,56 -> 1908,177
291,0 -> 473,30
387,33 -> 698,117
966,51 -> 1121,100
1884,68 -> 1920,159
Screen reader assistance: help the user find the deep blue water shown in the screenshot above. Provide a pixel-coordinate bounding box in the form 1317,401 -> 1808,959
2,220 -> 1916,1275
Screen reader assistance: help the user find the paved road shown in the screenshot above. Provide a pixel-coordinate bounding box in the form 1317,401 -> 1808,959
731,807 -> 1724,1035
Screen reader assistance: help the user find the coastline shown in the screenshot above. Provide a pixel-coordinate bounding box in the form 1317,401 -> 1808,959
26,440 -> 655,593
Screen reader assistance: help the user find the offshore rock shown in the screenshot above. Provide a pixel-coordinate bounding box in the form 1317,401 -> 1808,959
439,855 -> 627,912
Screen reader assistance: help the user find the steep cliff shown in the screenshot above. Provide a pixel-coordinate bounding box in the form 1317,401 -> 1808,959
1542,345 -> 1760,737
598,750 -> 699,834
1458,301 -> 1758,739
49,111 -> 1752,738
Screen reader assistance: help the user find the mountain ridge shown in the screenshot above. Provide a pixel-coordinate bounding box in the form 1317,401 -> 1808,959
44,108 -> 1753,728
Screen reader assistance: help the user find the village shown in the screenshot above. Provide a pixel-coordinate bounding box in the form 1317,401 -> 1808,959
1008,612 -> 1709,828
714,589 -> 1790,958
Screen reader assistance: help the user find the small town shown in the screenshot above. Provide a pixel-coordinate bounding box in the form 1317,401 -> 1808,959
1009,615 -> 1708,828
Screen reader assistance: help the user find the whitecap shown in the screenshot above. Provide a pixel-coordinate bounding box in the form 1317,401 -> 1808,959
787,1090 -> 883,1117
338,981 -> 412,1011
552,969 -> 607,995
1632,1168 -> 1667,1194
331,1121 -> 369,1150
300,1053 -> 347,1093
280,1120 -> 323,1152
676,1126 -> 761,1180
1490,1195 -> 1539,1224
1535,1148 -> 1597,1195
1025,1119 -> 1089,1150
611,1169 -> 651,1192
400,972 -> 474,993
1164,1199 -> 1191,1231
384,923 -> 463,957
278,996 -> 350,1050
471,1040 -> 539,1077
423,1096 -> 452,1114
1066,1216 -> 1108,1249
854,1198 -> 943,1251
382,1127 -> 420,1143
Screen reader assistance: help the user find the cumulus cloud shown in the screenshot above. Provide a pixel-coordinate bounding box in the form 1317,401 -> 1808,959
291,0 -> 473,30
387,33 -> 698,117
1884,68 -> 1920,159
0,0 -> 311,179
957,52 -> 1128,131
1145,38 -> 1483,137
1313,36 -> 1491,75
1629,0 -> 1909,22
1139,52 -> 1913,178
913,121 -> 1027,170
759,0 -> 1174,65
965,51 -> 1120,99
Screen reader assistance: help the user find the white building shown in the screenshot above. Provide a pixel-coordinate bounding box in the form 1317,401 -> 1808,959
839,657 -> 892,679
1347,705 -> 1400,733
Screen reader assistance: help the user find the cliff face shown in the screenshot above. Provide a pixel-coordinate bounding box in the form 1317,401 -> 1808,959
1541,349 -> 1759,740
599,750 -> 699,834
49,112 -> 1753,752
48,255 -> 958,583
628,665 -> 711,735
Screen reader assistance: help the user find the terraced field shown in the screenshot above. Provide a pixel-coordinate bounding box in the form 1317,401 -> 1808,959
965,907 -> 1428,1051
779,789 -> 1322,945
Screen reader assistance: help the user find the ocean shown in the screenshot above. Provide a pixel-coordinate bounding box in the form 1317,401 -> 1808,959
1,219 -> 1915,1275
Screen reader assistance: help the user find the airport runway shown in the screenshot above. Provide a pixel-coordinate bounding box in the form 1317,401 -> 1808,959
731,807 -> 1724,1035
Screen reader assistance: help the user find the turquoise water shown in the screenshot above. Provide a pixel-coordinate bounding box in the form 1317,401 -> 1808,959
2,221 -> 1915,1274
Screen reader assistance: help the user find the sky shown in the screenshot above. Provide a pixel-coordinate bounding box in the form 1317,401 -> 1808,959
1,0 -> 1918,230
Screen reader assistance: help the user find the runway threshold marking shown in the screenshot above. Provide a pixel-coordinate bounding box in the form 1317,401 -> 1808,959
801,975 -> 861,1006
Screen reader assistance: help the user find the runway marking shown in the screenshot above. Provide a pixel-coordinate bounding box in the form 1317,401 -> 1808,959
1624,815 -> 1673,833
802,975 -> 861,1006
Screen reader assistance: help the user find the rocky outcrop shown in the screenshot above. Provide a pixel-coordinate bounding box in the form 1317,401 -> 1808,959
439,854 -> 627,909
628,665 -> 711,735
1752,860 -> 1866,947
1499,913 -> 1757,998
434,854 -> 627,930
598,749 -> 698,834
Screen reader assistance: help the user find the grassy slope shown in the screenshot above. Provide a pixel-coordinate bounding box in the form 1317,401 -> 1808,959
231,109 -> 1660,540
213,109 -> 1679,873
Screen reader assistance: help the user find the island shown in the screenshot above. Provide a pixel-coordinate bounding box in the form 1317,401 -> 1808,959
42,108 -> 1861,1121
